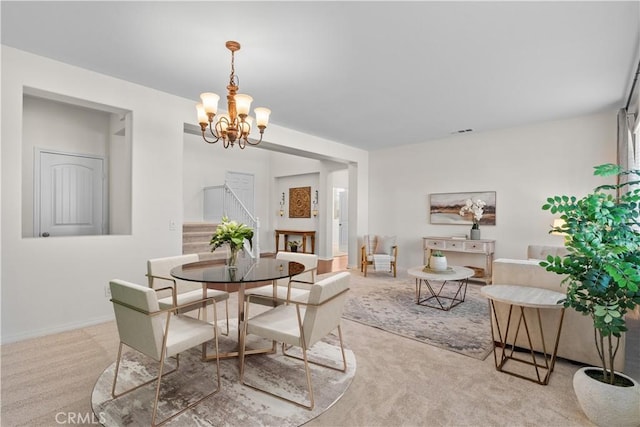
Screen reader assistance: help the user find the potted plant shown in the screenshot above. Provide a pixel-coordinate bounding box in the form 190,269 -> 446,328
209,216 -> 253,268
459,198 -> 486,240
287,240 -> 300,252
541,163 -> 640,426
429,250 -> 448,271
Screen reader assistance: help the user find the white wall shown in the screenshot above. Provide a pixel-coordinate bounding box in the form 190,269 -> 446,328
1,46 -> 369,343
368,111 -> 617,270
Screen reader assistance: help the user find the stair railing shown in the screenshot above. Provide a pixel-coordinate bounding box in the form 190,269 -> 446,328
203,184 -> 260,258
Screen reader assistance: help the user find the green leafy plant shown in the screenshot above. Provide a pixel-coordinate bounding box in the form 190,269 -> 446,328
432,250 -> 445,257
541,163 -> 640,385
287,240 -> 300,248
209,216 -> 253,252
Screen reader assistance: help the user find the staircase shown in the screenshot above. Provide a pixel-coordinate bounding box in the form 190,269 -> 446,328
183,222 -> 225,260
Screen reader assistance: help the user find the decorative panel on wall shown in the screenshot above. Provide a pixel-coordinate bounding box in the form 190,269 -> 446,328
289,186 -> 311,218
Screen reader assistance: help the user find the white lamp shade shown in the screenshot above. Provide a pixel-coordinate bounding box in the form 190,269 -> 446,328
551,218 -> 567,235
196,104 -> 208,124
234,94 -> 253,116
200,92 -> 220,114
254,107 -> 271,127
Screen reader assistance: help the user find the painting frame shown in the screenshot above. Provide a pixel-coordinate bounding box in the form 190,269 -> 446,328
289,186 -> 311,218
429,191 -> 496,225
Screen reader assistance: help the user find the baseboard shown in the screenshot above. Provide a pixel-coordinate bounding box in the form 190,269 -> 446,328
1,314 -> 114,345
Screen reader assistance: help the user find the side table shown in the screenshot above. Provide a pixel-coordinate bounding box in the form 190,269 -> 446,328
407,265 -> 474,311
481,284 -> 566,385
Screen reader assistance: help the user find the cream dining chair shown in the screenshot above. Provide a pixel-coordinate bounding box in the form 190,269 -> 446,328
147,254 -> 229,335
239,271 -> 350,410
243,252 -> 318,307
109,279 -> 221,427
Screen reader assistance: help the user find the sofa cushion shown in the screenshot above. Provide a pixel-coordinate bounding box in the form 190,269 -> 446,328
527,245 -> 568,261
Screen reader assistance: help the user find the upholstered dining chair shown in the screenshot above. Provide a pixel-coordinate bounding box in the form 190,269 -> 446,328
147,254 -> 229,335
243,252 -> 318,306
239,271 -> 350,410
109,279 -> 221,427
360,235 -> 398,277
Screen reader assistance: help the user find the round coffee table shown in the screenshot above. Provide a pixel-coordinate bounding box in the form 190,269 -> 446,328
407,265 -> 475,311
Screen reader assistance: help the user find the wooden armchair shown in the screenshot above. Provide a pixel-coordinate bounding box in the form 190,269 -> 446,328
360,235 -> 397,277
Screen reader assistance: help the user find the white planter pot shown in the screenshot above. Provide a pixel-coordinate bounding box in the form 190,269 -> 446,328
430,256 -> 448,271
573,367 -> 640,427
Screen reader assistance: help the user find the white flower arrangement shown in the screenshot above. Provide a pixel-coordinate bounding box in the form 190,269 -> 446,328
459,199 -> 486,227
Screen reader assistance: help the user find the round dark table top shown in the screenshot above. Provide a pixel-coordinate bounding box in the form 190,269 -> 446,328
170,257 -> 305,283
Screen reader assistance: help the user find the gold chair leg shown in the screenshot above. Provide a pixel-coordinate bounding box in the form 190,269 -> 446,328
152,327 -> 221,426
282,326 -> 347,373
241,341 -> 315,410
111,342 -> 179,400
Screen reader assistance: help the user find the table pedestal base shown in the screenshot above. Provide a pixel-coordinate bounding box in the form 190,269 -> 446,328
488,301 -> 565,385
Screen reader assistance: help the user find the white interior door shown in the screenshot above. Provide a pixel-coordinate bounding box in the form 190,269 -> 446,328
37,151 -> 105,237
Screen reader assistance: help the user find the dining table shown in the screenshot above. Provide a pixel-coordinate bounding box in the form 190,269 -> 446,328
170,257 -> 305,359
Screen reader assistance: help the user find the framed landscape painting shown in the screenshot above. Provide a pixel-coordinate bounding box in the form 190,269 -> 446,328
429,191 -> 496,225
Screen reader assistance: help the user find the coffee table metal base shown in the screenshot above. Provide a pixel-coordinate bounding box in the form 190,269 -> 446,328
415,277 -> 469,311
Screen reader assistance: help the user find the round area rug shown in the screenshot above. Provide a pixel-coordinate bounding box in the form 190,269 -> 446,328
91,328 -> 355,426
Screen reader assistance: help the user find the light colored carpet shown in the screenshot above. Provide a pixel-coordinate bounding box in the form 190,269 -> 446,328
1,268 -> 598,426
343,274 -> 492,360
92,327 -> 355,426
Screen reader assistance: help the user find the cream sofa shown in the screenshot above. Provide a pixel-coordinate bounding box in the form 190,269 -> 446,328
491,245 -> 625,370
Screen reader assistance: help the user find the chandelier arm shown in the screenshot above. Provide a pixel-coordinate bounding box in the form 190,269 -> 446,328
245,129 -> 265,146
200,124 -> 220,144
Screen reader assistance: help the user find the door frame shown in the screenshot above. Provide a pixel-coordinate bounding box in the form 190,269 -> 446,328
34,147 -> 109,237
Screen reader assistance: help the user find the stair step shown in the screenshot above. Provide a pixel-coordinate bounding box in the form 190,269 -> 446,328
183,242 -> 213,254
183,231 -> 213,244
183,222 -> 217,233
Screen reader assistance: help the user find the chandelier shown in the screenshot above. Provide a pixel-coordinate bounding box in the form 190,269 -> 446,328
196,41 -> 271,149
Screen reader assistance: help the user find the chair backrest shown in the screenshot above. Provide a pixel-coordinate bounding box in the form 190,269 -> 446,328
147,254 -> 200,289
275,252 -> 318,285
110,279 -> 164,361
363,235 -> 377,255
302,272 -> 350,347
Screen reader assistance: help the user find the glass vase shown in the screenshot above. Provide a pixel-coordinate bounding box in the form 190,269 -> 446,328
227,247 -> 240,269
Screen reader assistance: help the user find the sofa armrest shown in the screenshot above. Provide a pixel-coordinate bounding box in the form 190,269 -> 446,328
492,258 -> 565,291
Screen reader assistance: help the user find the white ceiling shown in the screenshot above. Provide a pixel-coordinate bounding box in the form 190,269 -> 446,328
2,1 -> 639,151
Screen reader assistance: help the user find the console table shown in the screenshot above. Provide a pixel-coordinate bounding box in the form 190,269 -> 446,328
275,229 -> 316,254
423,236 -> 495,284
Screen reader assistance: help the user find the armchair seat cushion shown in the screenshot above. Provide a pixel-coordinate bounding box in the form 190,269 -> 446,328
246,304 -> 305,345
165,315 -> 218,358
158,288 -> 229,310
245,285 -> 310,304
365,254 -> 395,262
